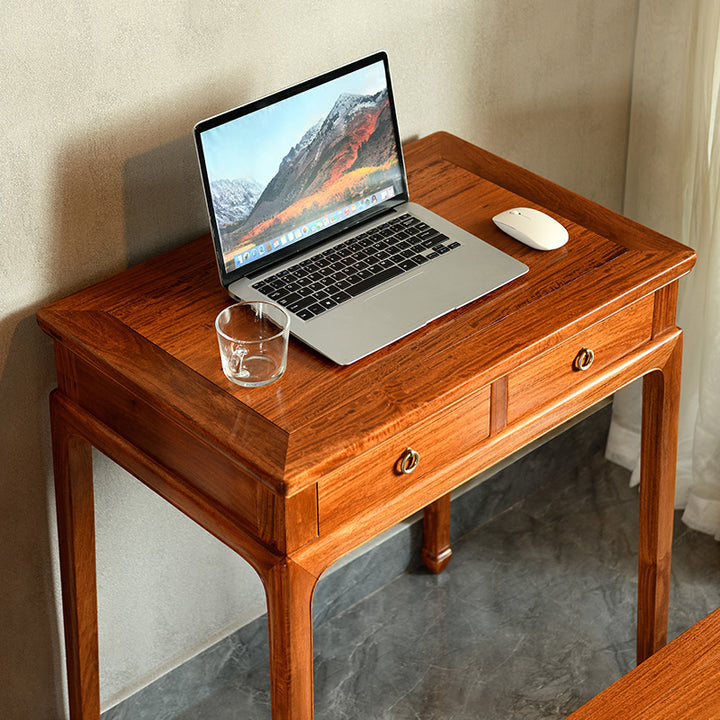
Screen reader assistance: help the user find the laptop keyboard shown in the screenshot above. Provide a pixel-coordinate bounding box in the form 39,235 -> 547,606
251,214 -> 461,320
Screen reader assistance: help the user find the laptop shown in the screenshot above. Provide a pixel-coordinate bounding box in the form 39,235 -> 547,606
194,51 -> 527,365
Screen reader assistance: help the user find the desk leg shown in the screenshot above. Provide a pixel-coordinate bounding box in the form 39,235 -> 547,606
421,494 -> 453,574
264,559 -> 319,720
50,393 -> 101,719
637,336 -> 682,663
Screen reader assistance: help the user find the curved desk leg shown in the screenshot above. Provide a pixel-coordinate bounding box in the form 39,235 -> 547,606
50,393 -> 101,719
637,335 -> 682,663
421,494 -> 453,574
263,559 -> 319,720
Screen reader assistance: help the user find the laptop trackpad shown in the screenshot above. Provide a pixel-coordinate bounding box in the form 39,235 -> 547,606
302,267 -> 463,364
361,271 -> 420,303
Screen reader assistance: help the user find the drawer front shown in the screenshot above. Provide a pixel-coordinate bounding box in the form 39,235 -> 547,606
507,295 -> 655,422
318,386 -> 491,534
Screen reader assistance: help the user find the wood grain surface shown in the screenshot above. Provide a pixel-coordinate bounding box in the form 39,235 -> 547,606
38,132 -> 697,720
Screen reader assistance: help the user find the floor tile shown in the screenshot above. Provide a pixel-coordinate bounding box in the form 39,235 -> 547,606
167,454 -> 720,719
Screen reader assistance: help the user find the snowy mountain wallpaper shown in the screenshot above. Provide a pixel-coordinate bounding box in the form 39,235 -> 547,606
200,62 -> 402,268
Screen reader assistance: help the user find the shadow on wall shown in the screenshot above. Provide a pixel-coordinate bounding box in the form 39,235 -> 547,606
0,310 -> 64,718
0,88 -> 236,718
462,2 -> 636,213
482,90 -> 632,210
123,133 -> 209,268
49,118 -> 213,293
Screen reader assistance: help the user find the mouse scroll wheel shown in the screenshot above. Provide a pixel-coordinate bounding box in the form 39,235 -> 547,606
509,210 -> 524,216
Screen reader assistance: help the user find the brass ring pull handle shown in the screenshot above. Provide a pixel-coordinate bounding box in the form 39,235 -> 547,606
574,346 -> 595,371
399,447 -> 420,475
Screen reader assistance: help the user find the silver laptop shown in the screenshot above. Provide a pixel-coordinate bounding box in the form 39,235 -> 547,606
194,52 -> 527,365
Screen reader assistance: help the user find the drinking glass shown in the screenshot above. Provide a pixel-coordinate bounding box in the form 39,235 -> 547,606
215,301 -> 290,387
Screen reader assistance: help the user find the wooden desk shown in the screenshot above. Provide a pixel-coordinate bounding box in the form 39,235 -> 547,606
38,132 -> 696,720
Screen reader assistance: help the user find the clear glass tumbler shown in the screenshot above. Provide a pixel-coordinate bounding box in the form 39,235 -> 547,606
215,301 -> 290,387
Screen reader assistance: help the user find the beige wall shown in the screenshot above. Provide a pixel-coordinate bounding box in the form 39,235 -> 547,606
0,1 -> 638,716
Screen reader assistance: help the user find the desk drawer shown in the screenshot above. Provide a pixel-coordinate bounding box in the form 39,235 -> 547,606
507,295 -> 655,422
318,386 -> 491,533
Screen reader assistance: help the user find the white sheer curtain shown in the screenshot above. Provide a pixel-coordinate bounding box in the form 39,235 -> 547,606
606,0 -> 720,538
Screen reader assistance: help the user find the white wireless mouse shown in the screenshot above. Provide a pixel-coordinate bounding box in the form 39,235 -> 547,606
492,207 -> 569,250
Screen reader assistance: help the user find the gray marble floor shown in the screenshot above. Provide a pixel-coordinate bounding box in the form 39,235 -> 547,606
166,453 -> 720,719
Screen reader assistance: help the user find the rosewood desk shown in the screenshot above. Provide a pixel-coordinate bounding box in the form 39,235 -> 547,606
38,132 -> 696,719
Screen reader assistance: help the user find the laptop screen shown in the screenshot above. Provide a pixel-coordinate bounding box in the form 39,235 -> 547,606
194,52 -> 408,284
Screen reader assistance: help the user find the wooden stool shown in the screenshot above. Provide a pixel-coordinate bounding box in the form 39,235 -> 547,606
568,607 -> 720,719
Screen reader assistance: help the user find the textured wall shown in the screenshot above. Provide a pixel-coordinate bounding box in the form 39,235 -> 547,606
0,1 -> 638,715
624,0 -> 690,239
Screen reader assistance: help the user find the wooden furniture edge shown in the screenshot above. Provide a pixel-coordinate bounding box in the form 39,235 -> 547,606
38,307 -> 293,494
410,131 -> 696,269
567,607 -> 720,719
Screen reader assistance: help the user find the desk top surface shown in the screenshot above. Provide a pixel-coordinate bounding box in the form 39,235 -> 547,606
38,132 -> 696,494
